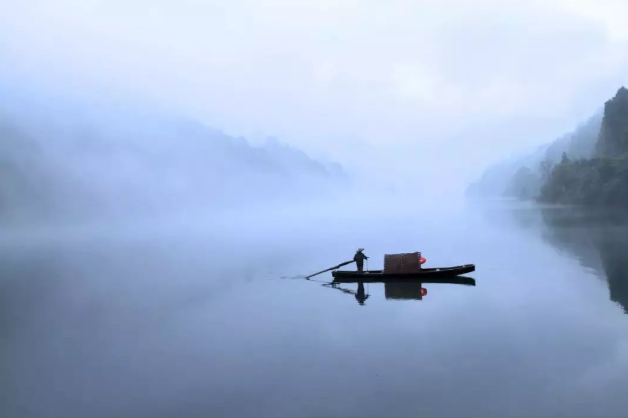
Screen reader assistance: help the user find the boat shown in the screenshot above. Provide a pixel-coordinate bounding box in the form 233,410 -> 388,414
331,264 -> 475,283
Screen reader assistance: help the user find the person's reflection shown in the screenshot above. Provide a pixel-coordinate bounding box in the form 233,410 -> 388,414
355,282 -> 370,305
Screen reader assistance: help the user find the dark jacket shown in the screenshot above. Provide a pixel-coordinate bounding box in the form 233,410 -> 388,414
354,252 -> 368,262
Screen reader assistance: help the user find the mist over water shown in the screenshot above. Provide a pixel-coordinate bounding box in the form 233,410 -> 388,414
2,1 -> 628,416
2,65 -> 628,418
2,197 -> 628,418
1,83 -> 628,417
0,76 -> 355,227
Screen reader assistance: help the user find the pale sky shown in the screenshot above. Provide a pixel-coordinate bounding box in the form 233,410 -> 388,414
2,0 -> 628,194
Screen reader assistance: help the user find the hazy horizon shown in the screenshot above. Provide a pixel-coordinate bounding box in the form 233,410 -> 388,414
3,0 -> 628,197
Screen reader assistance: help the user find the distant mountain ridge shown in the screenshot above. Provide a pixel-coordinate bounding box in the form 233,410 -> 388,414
540,87 -> 628,205
465,142 -> 550,199
468,86 -> 628,207
0,81 -> 348,222
466,111 -> 603,200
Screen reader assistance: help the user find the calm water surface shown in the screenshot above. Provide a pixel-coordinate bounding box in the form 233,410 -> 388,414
1,201 -> 628,418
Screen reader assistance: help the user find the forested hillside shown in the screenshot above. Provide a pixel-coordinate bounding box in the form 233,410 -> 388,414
467,105 -> 604,202
540,88 -> 628,205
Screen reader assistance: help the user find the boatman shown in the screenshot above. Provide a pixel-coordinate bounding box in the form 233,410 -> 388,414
354,248 -> 369,272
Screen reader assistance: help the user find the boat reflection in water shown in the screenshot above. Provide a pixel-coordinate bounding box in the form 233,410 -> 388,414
384,281 -> 428,300
322,277 -> 476,305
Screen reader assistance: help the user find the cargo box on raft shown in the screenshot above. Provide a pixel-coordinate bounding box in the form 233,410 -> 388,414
383,252 -> 424,274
